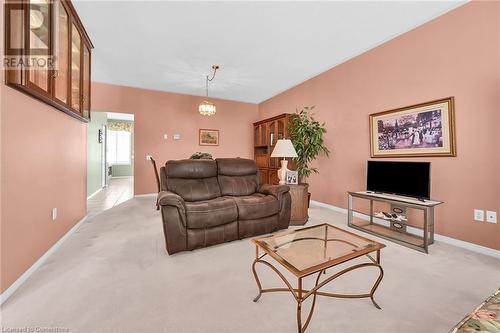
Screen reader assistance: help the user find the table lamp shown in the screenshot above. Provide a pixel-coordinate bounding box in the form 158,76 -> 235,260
271,139 -> 298,185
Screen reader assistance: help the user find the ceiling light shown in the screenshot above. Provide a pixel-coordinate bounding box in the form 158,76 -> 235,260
198,65 -> 219,116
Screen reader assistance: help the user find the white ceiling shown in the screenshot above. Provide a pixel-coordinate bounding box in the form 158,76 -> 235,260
74,1 -> 466,104
106,112 -> 134,121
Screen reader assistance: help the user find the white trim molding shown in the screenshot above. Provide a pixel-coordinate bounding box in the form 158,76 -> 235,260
87,188 -> 103,200
0,215 -> 89,305
134,193 -> 157,198
310,200 -> 500,259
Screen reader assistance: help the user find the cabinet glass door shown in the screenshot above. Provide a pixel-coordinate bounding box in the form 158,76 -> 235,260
269,121 -> 276,147
257,123 -> 267,146
70,22 -> 81,112
269,121 -> 280,168
82,44 -> 91,119
54,0 -> 69,103
28,0 -> 51,93
277,118 -> 285,140
5,3 -> 25,84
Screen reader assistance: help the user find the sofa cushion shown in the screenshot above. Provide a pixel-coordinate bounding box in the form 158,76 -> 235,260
216,158 -> 259,196
232,193 -> 279,220
185,197 -> 238,229
187,221 -> 238,250
167,178 -> 221,202
217,158 -> 257,176
239,215 -> 279,239
166,159 -> 221,201
166,159 -> 218,178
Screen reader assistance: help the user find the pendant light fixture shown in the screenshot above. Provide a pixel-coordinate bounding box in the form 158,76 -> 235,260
199,65 -> 219,116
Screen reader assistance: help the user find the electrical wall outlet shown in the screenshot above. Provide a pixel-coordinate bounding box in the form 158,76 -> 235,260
173,134 -> 181,140
52,208 -> 57,221
145,154 -> 152,161
486,211 -> 497,224
163,134 -> 168,140
474,209 -> 484,222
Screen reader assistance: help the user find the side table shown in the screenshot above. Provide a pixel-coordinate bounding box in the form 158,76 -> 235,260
289,183 -> 309,225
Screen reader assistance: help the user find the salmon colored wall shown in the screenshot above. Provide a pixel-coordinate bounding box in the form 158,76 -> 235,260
0,0 -> 87,294
259,2 -> 500,250
91,83 -> 259,195
1,80 -> 87,293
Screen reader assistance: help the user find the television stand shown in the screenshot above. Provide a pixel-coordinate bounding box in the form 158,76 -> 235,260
347,191 -> 443,253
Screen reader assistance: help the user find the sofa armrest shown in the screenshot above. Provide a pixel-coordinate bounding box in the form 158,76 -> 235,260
157,191 -> 187,255
258,184 -> 290,201
259,185 -> 291,229
158,190 -> 185,209
259,185 -> 291,230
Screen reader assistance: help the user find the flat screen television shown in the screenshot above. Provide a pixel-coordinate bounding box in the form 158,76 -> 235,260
367,161 -> 431,199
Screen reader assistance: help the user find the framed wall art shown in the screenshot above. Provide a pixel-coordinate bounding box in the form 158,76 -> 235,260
369,97 -> 456,157
199,129 -> 219,146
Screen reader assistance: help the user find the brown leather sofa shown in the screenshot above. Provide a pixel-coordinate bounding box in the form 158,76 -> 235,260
157,158 -> 291,254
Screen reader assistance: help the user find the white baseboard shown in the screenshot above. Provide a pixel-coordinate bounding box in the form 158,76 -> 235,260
134,193 -> 157,198
0,215 -> 89,305
310,200 -> 500,259
86,188 -> 103,200
110,176 -> 133,179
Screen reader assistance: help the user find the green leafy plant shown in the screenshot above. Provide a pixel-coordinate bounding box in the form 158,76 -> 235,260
288,106 -> 330,182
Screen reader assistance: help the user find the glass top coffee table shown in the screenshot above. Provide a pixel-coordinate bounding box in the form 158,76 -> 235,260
251,223 -> 386,333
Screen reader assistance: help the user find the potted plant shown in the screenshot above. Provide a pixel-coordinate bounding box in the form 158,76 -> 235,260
288,106 -> 330,205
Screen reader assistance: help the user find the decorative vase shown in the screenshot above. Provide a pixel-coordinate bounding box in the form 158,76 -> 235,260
277,159 -> 288,185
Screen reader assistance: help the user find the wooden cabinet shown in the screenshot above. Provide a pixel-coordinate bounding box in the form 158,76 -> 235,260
269,169 -> 280,185
82,43 -> 91,119
70,21 -> 81,113
258,168 -> 269,185
53,0 -> 69,104
27,0 -> 51,95
254,115 -> 309,225
253,114 -> 294,185
4,0 -> 93,122
254,123 -> 268,147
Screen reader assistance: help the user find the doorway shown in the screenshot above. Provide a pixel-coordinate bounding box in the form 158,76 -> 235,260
86,112 -> 134,217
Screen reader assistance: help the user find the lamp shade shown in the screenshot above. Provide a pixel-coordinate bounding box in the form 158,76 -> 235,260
271,139 -> 298,158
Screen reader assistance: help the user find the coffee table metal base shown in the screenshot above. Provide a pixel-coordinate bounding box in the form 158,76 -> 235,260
251,248 -> 384,333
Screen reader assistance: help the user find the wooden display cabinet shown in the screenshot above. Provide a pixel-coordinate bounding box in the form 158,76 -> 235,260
4,0 -> 93,122
253,113 -> 294,185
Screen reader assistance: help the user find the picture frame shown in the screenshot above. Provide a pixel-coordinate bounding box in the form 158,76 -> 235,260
199,129 -> 219,146
286,170 -> 298,185
369,97 -> 456,158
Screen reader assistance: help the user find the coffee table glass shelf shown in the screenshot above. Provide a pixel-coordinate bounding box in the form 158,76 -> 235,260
251,223 -> 385,333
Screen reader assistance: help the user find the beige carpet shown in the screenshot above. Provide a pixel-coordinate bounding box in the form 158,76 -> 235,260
1,196 -> 499,333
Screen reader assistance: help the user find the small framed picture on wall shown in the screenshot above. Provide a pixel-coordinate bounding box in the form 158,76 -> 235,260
286,171 -> 298,185
199,129 -> 219,146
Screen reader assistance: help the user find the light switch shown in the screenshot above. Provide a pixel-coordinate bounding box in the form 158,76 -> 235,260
486,211 -> 497,224
52,208 -> 57,221
474,209 -> 484,222
163,134 -> 168,140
